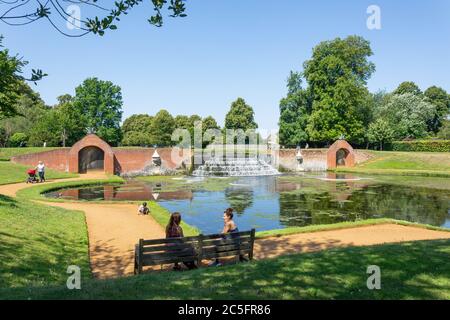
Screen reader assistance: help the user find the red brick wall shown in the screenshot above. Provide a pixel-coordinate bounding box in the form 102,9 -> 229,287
113,147 -> 192,172
11,149 -> 70,171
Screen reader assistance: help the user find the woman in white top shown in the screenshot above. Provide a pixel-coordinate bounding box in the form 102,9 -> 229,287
36,161 -> 45,182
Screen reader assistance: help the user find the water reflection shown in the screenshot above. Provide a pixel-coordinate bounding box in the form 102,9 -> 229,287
45,174 -> 450,233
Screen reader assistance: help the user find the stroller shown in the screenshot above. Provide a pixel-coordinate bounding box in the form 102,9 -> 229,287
26,169 -> 38,184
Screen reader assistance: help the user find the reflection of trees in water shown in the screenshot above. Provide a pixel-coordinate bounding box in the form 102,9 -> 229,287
279,184 -> 449,227
225,188 -> 254,215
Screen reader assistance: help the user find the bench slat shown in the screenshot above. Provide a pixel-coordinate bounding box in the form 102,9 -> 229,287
141,236 -> 200,246
202,243 -> 251,253
142,255 -> 198,266
202,237 -> 252,247
202,249 -> 251,259
200,231 -> 253,240
142,243 -> 198,253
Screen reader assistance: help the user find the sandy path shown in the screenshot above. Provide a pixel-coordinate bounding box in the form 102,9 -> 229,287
1,173 -> 449,279
255,224 -> 450,260
40,201 -> 164,278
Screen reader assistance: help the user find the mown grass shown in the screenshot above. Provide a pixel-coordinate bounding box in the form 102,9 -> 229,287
256,218 -> 450,238
0,194 -> 90,289
338,151 -> 450,177
0,161 -> 77,185
2,239 -> 450,300
0,147 -> 62,161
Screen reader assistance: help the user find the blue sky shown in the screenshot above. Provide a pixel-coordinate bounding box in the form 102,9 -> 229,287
2,0 -> 449,130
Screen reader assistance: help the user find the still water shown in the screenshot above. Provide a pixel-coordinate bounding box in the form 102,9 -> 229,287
45,174 -> 450,234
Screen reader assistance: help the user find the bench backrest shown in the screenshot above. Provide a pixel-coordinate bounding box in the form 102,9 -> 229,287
135,229 -> 255,274
135,235 -> 201,273
199,230 -> 255,261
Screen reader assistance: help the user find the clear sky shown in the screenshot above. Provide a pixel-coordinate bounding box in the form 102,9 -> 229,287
2,0 -> 449,131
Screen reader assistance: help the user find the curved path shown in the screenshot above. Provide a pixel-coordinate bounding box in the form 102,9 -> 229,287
1,174 -> 449,278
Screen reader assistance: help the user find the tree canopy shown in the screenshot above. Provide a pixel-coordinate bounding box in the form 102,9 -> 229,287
72,77 -> 123,146
0,36 -> 46,119
225,98 -> 258,131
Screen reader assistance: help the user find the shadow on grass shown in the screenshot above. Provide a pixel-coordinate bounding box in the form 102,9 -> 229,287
0,194 -> 17,208
2,239 -> 450,300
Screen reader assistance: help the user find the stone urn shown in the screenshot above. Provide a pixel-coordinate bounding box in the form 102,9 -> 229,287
152,149 -> 161,166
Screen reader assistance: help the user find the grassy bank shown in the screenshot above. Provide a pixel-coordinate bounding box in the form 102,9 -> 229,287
0,161 -> 77,185
257,218 -> 450,238
0,147 -> 61,161
2,239 -> 450,300
338,150 -> 450,177
0,195 -> 90,289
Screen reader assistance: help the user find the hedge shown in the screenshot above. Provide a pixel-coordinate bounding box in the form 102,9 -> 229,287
390,140 -> 450,152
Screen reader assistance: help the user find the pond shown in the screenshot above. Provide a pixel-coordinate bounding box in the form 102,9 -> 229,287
44,174 -> 450,234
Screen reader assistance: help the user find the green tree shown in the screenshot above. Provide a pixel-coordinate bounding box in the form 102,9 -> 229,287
437,120 -> 450,139
0,126 -> 6,147
424,86 -> 450,133
225,98 -> 258,131
0,36 -> 45,119
121,114 -> 154,146
73,78 -> 123,146
279,72 -> 311,146
378,93 -> 436,140
27,109 -> 62,147
304,36 -> 375,144
8,132 -> 28,147
150,109 -> 175,146
393,81 -> 422,96
367,118 -> 395,150
0,83 -> 48,142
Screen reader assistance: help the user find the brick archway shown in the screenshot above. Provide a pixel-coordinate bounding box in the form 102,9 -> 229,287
69,134 -> 115,174
327,140 -> 355,169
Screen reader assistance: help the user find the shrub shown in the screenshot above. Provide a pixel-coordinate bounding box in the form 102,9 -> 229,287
391,140 -> 450,152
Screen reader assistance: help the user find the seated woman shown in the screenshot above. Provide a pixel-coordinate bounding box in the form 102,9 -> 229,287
209,208 -> 243,267
166,212 -> 197,271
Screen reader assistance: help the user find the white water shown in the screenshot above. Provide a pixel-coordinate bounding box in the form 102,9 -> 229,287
192,157 -> 280,177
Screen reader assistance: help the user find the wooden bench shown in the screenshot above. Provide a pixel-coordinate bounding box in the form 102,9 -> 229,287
134,229 -> 255,274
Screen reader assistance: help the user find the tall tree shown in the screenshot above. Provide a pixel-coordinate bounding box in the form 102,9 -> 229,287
149,109 -> 175,146
378,93 -> 436,140
279,71 -> 311,146
73,78 -> 123,146
303,36 -> 375,144
121,114 -> 154,146
393,81 -> 422,96
225,98 -> 258,131
424,86 -> 450,133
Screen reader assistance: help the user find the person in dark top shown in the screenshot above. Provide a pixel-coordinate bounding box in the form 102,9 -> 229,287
165,212 -> 197,271
209,208 -> 242,266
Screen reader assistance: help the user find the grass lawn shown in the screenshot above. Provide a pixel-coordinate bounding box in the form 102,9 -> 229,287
338,151 -> 450,176
0,161 -> 77,185
0,194 -> 90,290
0,147 -> 62,161
1,239 -> 450,300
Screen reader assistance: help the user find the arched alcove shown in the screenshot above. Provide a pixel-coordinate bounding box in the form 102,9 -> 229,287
79,146 -> 105,173
68,134 -> 115,174
327,140 -> 355,169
